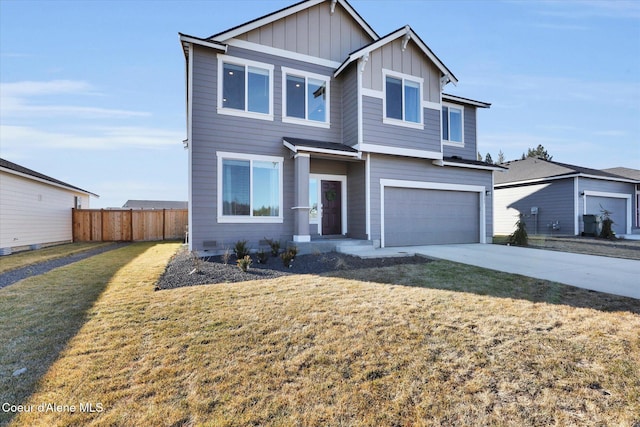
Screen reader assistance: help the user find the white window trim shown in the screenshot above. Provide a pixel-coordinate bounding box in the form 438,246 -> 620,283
310,174 -> 347,235
382,69 -> 424,130
281,66 -> 331,129
217,54 -> 274,121
442,102 -> 465,146
216,151 -> 284,223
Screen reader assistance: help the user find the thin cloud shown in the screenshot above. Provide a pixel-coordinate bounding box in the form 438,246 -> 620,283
0,125 -> 183,151
0,79 -> 150,119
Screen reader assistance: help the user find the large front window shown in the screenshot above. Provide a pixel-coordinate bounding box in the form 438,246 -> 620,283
217,55 -> 273,120
384,71 -> 423,127
218,152 -> 283,223
282,67 -> 330,127
442,104 -> 463,144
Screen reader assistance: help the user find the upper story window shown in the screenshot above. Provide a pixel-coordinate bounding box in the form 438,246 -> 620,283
217,55 -> 274,121
282,67 -> 330,128
217,152 -> 283,223
442,103 -> 464,145
383,69 -> 423,130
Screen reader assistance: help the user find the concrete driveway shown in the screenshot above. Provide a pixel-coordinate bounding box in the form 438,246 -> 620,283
348,244 -> 640,300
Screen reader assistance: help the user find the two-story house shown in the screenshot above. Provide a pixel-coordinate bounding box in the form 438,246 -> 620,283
180,0 -> 501,253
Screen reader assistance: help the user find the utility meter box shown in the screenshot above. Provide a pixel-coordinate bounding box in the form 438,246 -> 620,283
531,207 -> 539,215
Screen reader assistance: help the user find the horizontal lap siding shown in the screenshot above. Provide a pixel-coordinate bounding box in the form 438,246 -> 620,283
443,106 -> 477,161
347,162 -> 366,239
368,154 -> 493,243
494,179 -> 574,236
342,65 -> 358,146
1,172 -> 87,248
362,97 -> 441,153
190,46 -> 347,251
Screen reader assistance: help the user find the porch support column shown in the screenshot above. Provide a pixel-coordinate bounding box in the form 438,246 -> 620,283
292,153 -> 311,242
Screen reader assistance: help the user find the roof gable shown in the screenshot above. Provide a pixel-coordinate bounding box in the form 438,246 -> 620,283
335,26 -> 457,85
209,0 -> 378,45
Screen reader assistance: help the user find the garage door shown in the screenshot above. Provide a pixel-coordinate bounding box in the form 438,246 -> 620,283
384,187 -> 480,246
586,196 -> 627,235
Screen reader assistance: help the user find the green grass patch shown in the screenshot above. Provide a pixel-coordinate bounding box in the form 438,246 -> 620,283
0,242 -> 112,274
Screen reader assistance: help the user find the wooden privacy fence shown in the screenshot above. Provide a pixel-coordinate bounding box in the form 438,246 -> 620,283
73,209 -> 188,242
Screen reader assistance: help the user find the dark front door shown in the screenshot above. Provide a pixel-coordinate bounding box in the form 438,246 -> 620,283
321,180 -> 342,235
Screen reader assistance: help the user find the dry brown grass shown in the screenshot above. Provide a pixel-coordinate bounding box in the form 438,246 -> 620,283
2,242 -> 639,426
0,242 -> 112,273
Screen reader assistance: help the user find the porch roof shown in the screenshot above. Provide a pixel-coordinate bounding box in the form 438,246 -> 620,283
283,137 -> 361,159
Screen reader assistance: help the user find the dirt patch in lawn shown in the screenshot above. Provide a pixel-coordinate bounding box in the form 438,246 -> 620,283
155,247 -> 428,290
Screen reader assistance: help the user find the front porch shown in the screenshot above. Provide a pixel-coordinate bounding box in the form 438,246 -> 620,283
290,236 -> 375,255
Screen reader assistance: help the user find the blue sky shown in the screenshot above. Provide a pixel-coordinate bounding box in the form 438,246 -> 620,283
1,0 -> 638,208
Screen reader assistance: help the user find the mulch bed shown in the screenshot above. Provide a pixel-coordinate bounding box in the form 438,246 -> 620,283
155,247 -> 428,290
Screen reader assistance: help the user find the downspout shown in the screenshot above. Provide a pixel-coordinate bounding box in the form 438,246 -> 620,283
187,43 -> 194,250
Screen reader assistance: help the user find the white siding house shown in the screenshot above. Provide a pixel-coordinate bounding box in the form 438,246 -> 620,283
0,158 -> 97,255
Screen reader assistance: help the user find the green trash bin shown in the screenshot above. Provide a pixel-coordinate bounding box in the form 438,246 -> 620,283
582,214 -> 602,237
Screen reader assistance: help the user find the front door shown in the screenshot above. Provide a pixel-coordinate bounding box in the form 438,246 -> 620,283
321,180 -> 342,235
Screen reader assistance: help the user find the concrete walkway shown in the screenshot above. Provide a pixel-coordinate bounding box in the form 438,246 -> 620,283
340,244 -> 640,300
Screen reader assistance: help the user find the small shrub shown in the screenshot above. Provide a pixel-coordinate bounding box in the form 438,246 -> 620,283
234,240 -> 250,259
256,249 -> 269,264
190,250 -> 203,272
281,250 -> 295,268
599,205 -> 615,239
287,245 -> 298,259
221,248 -> 232,265
509,215 -> 528,246
237,255 -> 252,272
265,238 -> 281,256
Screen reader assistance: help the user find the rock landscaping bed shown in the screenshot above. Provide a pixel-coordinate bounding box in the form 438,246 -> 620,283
155,246 -> 428,290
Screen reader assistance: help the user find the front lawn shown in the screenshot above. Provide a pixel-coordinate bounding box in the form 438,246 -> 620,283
2,242 -> 638,426
0,242 -> 112,274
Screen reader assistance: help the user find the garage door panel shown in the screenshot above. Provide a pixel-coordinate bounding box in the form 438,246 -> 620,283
384,188 -> 479,246
586,196 -> 626,235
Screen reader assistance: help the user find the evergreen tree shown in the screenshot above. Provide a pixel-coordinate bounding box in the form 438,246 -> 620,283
526,144 -> 553,161
485,153 -> 493,164
497,150 -> 505,164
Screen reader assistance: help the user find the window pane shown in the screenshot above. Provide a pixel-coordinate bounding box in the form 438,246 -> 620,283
386,77 -> 402,120
404,80 -> 420,123
252,161 -> 280,217
449,107 -> 462,142
307,78 -> 326,122
309,179 -> 318,221
223,63 -> 245,110
442,106 -> 449,140
286,75 -> 305,119
248,66 -> 269,114
222,159 -> 250,215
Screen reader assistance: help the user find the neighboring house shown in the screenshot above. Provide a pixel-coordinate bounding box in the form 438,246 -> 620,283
122,200 -> 188,210
602,167 -> 640,230
180,0 -> 501,253
494,157 -> 639,237
0,158 -> 97,255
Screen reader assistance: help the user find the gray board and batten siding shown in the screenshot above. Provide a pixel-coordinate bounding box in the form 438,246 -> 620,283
236,2 -> 375,65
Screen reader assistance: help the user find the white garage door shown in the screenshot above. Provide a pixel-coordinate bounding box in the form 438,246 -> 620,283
586,196 -> 627,235
384,187 -> 480,246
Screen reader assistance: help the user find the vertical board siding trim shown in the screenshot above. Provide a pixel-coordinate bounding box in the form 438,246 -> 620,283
365,152 -> 371,239
379,178 -> 486,247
